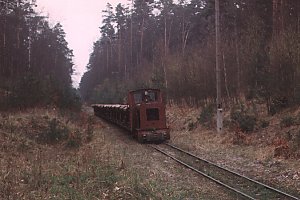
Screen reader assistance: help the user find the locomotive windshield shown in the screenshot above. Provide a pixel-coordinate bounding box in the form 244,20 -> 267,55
133,90 -> 158,104
133,93 -> 143,104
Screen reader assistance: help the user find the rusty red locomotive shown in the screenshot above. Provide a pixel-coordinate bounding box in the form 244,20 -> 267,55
92,89 -> 170,143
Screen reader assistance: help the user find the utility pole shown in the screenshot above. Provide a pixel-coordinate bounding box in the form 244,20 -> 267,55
215,0 -> 223,133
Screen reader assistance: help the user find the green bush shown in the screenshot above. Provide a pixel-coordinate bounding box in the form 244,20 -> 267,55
269,96 -> 289,115
38,118 -> 69,144
259,119 -> 270,128
198,104 -> 215,126
66,130 -> 82,148
187,121 -> 197,131
230,105 -> 257,132
280,116 -> 295,128
295,113 -> 300,125
58,87 -> 82,111
238,115 -> 256,132
290,130 -> 300,153
86,116 -> 94,142
9,74 -> 46,108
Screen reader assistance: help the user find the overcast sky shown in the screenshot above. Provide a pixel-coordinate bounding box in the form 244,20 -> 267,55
35,0 -> 129,88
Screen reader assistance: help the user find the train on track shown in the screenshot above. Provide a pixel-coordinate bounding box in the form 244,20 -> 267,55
92,89 -> 170,143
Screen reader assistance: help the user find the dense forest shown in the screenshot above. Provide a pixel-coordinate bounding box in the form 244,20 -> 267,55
0,0 -> 79,110
80,0 -> 300,112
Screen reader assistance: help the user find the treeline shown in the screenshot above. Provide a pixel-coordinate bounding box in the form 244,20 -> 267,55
0,0 -> 80,110
80,0 -> 300,109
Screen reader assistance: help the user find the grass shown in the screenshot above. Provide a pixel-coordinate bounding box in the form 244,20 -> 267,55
1,107 -> 231,199
48,161 -> 119,200
9,104 -> 299,199
5,103 -> 300,199
167,104 -> 300,197
0,109 -> 108,199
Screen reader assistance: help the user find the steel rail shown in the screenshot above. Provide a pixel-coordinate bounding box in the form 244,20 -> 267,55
149,144 -> 255,200
165,143 -> 299,200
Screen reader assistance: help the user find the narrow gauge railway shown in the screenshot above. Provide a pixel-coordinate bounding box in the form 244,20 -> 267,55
150,143 -> 299,200
92,89 -> 170,143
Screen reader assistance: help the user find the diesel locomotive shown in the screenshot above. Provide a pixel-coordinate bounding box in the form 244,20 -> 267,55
92,89 -> 170,143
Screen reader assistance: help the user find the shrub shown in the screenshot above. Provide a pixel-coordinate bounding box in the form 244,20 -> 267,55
86,116 -> 94,142
274,130 -> 300,158
290,130 -> 300,154
230,105 -> 256,132
295,113 -> 300,125
238,115 -> 256,132
38,118 -> 69,144
280,116 -> 295,128
198,104 -> 215,126
58,87 -> 82,112
259,119 -> 270,128
9,74 -> 46,108
187,121 -> 197,131
269,96 -> 288,115
66,130 -> 82,148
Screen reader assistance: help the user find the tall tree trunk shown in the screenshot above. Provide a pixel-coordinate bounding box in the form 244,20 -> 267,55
140,16 -> 145,65
163,16 -> 169,93
106,45 -> 109,73
181,15 -> 190,56
130,0 -> 133,69
295,1 -> 300,101
234,14 -> 241,96
298,1 -> 300,70
167,16 -> 173,53
118,30 -> 121,74
3,12 -> 6,48
1,11 -> 7,76
164,17 -> 167,56
272,0 -> 284,37
222,52 -> 230,99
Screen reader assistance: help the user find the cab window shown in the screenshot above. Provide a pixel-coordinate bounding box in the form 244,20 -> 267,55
145,91 -> 157,102
133,93 -> 142,104
133,90 -> 159,104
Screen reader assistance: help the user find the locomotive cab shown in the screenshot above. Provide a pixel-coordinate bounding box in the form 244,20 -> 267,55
128,89 -> 170,142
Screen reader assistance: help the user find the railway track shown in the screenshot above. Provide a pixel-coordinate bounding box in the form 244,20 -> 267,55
149,143 -> 299,200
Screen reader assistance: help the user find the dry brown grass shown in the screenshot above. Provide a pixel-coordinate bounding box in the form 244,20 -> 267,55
3,104 -> 299,199
167,104 -> 300,196
0,107 -> 233,199
0,108 -> 122,199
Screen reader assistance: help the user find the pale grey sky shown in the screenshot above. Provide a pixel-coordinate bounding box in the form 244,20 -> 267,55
36,0 -> 130,87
